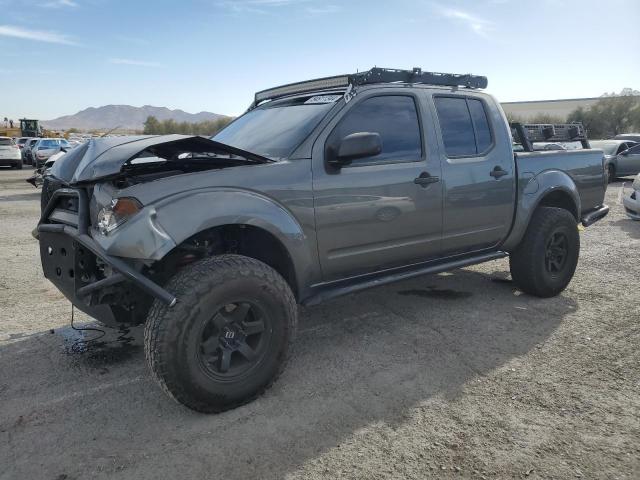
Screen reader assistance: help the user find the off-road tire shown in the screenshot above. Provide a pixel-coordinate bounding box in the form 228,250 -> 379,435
509,207 -> 579,298
144,254 -> 297,413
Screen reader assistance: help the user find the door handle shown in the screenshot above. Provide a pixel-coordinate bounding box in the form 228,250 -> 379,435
414,172 -> 440,187
490,166 -> 508,179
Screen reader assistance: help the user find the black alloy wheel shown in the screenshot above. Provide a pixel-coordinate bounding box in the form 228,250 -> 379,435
197,302 -> 272,381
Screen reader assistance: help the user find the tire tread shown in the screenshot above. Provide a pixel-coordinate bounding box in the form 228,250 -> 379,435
509,207 -> 579,298
144,254 -> 297,413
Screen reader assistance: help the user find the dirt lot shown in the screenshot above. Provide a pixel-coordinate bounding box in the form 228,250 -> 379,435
0,167 -> 638,480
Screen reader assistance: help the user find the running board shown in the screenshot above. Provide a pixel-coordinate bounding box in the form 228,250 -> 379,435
302,251 -> 508,306
581,204 -> 609,227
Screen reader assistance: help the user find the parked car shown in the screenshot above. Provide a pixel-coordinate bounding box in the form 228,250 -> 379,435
32,138 -> 71,168
25,147 -> 70,187
23,138 -> 39,165
0,136 -> 22,169
536,143 -> 566,151
589,139 -> 639,181
622,173 -> 640,220
16,136 -> 33,152
614,133 -> 640,143
37,67 -> 609,413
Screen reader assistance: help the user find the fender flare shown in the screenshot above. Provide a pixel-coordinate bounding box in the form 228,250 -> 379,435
502,169 -> 580,251
96,188 -> 316,294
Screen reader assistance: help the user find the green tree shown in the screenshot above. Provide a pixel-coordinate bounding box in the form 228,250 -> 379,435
143,115 -> 161,134
142,115 -> 232,136
528,113 -> 565,124
568,93 -> 640,139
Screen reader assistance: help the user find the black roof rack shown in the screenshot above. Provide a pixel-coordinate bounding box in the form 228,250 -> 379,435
251,67 -> 488,108
511,122 -> 590,152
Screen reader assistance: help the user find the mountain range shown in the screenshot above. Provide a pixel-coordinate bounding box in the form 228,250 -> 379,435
42,105 -> 228,131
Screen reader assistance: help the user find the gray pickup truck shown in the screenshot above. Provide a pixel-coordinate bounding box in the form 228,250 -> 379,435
38,68 -> 609,412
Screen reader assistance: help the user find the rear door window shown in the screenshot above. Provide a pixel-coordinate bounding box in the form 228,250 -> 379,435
434,96 -> 493,157
467,99 -> 492,153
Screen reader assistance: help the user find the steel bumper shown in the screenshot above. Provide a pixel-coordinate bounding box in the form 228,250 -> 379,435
38,187 -> 176,322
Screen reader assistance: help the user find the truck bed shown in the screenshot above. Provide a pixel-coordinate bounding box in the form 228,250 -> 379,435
515,149 -> 606,215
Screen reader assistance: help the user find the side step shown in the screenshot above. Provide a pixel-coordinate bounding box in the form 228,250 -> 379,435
581,204 -> 609,227
302,251 -> 507,306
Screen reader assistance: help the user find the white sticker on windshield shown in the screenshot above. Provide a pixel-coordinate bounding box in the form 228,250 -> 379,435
304,95 -> 342,104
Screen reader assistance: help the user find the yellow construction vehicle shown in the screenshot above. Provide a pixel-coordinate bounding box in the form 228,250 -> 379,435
0,119 -> 60,138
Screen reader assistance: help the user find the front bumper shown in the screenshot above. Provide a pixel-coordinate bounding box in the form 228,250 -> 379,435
623,190 -> 640,220
38,187 -> 176,324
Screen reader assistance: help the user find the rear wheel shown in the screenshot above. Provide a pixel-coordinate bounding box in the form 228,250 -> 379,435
607,164 -> 616,183
144,254 -> 297,413
509,207 -> 580,298
14,162 -> 23,170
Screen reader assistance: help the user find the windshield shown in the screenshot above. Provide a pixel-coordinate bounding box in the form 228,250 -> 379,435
589,141 -> 618,155
213,97 -> 337,159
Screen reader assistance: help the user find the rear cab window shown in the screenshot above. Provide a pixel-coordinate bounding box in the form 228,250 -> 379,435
434,96 -> 494,157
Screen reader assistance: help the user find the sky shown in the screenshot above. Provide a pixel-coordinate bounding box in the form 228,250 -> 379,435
0,0 -> 639,120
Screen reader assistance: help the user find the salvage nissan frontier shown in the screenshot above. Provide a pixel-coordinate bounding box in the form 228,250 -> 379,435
37,67 -> 609,412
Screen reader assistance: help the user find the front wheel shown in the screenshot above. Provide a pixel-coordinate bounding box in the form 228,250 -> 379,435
509,207 -> 580,298
144,254 -> 297,413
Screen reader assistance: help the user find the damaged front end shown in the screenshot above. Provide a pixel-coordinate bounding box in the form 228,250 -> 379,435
38,135 -> 271,326
38,185 -> 177,326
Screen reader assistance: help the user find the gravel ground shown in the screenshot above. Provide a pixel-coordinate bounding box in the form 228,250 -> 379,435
0,167 -> 638,480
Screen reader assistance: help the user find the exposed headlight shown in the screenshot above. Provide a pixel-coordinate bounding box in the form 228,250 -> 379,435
96,197 -> 142,235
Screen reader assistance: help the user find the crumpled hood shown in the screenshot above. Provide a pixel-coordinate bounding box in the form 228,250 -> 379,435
48,134 -> 270,185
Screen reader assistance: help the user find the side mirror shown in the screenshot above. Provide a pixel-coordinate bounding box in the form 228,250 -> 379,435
330,132 -> 382,167
619,150 -> 629,156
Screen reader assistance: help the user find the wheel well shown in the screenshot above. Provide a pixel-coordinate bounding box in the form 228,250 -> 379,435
537,190 -> 579,221
150,225 -> 298,299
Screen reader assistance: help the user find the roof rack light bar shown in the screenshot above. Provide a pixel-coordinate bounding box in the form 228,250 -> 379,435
254,75 -> 350,104
351,67 -> 487,89
252,67 -> 487,107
